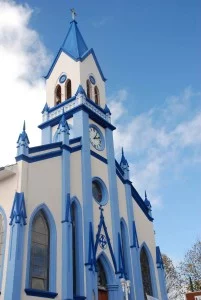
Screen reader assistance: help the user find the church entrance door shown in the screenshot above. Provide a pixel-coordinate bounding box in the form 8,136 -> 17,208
97,258 -> 109,300
98,289 -> 108,300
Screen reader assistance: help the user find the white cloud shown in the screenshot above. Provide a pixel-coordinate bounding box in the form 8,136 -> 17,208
109,87 -> 201,207
0,0 -> 51,166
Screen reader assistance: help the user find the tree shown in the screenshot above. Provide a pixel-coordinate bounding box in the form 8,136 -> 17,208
179,240 -> 201,291
162,254 -> 185,300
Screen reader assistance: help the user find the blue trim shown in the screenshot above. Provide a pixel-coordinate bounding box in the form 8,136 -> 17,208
105,128 -> 121,267
156,246 -> 168,300
115,160 -> 124,176
140,242 -> 159,298
73,110 -> 93,299
86,222 -> 96,271
96,252 -> 117,285
25,204 -> 57,293
131,221 -> 139,248
90,150 -> 107,164
89,123 -> 105,151
5,192 -> 27,300
0,207 -> 7,292
92,177 -> 108,206
69,137 -> 82,145
16,150 -> 62,163
38,104 -> 115,131
120,219 -> 136,300
118,232 -> 125,277
24,289 -> 58,298
45,47 -> 106,82
71,145 -> 82,153
70,197 -> 85,298
29,142 -> 62,154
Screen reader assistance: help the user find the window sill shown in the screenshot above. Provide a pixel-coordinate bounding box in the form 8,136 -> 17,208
25,289 -> 58,298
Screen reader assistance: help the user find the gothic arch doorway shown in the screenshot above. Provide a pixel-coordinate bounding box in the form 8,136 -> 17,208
140,246 -> 153,298
97,258 -> 108,300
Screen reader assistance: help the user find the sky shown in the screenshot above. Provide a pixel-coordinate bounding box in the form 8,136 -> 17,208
0,0 -> 200,264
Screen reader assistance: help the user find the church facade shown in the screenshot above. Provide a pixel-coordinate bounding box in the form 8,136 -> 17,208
0,16 -> 167,300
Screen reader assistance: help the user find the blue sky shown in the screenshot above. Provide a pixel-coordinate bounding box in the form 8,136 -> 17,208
1,0 -> 201,263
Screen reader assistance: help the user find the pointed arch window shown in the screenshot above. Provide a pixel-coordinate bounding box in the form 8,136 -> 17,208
66,79 -> 72,99
30,210 -> 50,291
55,85 -> 61,106
94,86 -> 100,105
86,79 -> 92,99
140,246 -> 153,297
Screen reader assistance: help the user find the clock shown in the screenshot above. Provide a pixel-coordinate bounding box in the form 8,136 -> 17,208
89,125 -> 105,151
59,74 -> 67,84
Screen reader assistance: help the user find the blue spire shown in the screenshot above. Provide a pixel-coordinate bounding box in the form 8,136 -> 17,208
75,84 -> 87,97
17,121 -> 30,156
104,104 -> 111,115
41,103 -> 49,114
120,148 -> 129,167
144,191 -> 151,208
62,20 -> 88,60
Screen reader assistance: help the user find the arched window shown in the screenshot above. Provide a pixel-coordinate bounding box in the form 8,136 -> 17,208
86,79 -> 92,99
140,246 -> 153,297
120,221 -> 129,279
0,214 -> 4,271
94,86 -> 100,105
66,79 -> 72,99
30,210 -> 50,291
55,85 -> 61,106
71,202 -> 77,296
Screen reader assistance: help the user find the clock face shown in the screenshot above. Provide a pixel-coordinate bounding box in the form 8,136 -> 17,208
89,126 -> 104,151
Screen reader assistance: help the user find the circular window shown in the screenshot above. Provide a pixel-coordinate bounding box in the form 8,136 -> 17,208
92,178 -> 108,206
59,74 -> 67,84
89,75 -> 96,85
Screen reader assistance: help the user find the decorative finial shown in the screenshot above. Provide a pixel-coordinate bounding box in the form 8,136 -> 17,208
145,190 -> 147,199
23,120 -> 26,131
71,8 -> 77,20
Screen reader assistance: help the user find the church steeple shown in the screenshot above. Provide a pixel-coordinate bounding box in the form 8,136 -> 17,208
62,19 -> 88,60
120,148 -> 130,180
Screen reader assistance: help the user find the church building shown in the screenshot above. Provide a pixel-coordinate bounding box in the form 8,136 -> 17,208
0,12 -> 167,300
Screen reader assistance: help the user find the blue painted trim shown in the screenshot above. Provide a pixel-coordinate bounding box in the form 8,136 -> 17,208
38,103 -> 115,131
118,232 -> 125,277
69,137 -> 82,145
45,47 -> 106,82
9,192 -> 27,225
62,193 -> 71,223
16,150 -> 62,163
5,192 -> 27,300
89,123 -> 105,151
71,145 -> 82,153
105,128 -> 121,269
96,252 -> 117,285
24,289 -> 58,298
25,204 -> 57,293
140,242 -> 159,298
29,142 -> 62,154
92,177 -> 108,206
70,197 -> 85,297
94,208 -> 117,273
0,207 -> 7,292
90,150 -> 108,164
86,222 -> 96,271
130,221 -> 139,248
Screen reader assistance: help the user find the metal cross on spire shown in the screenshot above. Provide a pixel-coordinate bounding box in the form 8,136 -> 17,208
70,8 -> 77,20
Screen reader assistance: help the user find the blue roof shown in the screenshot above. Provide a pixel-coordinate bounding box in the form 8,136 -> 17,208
62,20 -> 88,59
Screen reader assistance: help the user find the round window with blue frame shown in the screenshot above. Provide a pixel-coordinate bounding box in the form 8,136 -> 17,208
89,75 -> 96,85
59,74 -> 67,84
89,124 -> 105,151
92,177 -> 108,206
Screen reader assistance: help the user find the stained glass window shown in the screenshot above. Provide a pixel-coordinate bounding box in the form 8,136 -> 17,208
140,247 -> 153,297
30,211 -> 50,291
